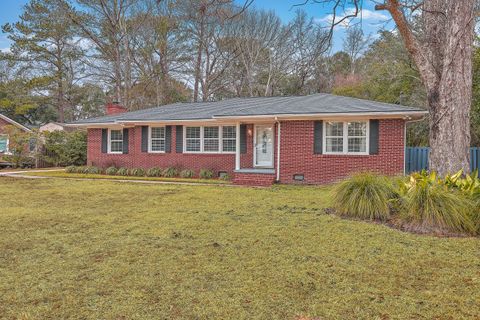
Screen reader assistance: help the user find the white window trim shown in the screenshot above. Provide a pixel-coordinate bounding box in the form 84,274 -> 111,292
108,128 -> 123,154
148,126 -> 166,153
183,125 -> 236,154
323,120 -> 369,155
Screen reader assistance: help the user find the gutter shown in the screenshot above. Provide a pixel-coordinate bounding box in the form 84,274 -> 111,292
275,117 -> 281,182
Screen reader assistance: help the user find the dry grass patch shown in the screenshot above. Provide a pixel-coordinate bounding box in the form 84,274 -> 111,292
0,177 -> 479,319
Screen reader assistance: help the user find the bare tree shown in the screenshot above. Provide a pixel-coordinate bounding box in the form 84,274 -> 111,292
301,0 -> 477,175
342,24 -> 369,74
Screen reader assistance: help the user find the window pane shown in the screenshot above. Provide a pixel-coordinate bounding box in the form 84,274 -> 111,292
186,139 -> 201,152
222,126 -> 236,139
204,139 -> 219,152
325,137 -> 343,153
223,139 -> 236,152
348,137 -> 367,153
186,127 -> 200,139
151,127 -> 165,139
348,122 -> 367,136
111,141 -> 123,152
0,136 -> 7,152
110,130 -> 123,141
326,121 -> 343,136
204,126 -> 219,139
151,140 -> 165,152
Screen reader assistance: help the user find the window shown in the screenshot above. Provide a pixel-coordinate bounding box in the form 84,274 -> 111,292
109,129 -> 123,153
150,127 -> 165,152
184,126 -> 236,153
203,126 -> 219,152
324,121 -> 368,154
185,127 -> 201,152
222,126 -> 236,152
0,135 -> 8,153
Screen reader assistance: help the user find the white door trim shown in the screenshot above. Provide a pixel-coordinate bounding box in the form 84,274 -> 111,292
253,124 -> 274,168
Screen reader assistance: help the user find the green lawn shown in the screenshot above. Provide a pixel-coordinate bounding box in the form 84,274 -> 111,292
0,178 -> 479,319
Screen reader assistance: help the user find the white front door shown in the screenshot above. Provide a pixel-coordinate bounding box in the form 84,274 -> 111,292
254,124 -> 274,167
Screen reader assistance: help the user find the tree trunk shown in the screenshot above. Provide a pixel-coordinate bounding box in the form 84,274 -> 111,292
380,0 -> 475,175
193,12 -> 205,103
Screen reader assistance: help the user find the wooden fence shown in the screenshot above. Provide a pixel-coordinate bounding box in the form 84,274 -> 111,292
405,147 -> 480,174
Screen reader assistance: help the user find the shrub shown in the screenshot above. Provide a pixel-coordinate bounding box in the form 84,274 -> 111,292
180,169 -> 195,178
399,171 -> 476,235
333,172 -> 396,221
85,166 -> 102,174
105,167 -> 118,175
43,130 -> 87,166
65,166 -> 77,173
117,167 -> 129,176
163,167 -> 178,178
199,169 -> 214,179
146,167 -> 162,177
130,168 -> 146,177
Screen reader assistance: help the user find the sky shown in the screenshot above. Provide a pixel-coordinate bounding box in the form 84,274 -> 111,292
0,0 -> 392,53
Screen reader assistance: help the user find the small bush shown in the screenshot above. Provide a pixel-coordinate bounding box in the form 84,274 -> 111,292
199,169 -> 214,179
333,172 -> 396,221
163,167 -> 178,178
85,166 -> 102,174
130,168 -> 146,177
180,169 -> 195,178
219,174 -> 231,181
117,167 -> 129,176
65,166 -> 77,173
399,171 -> 476,234
105,167 -> 118,175
146,167 -> 162,177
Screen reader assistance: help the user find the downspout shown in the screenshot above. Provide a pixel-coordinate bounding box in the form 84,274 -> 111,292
404,116 -> 426,175
275,117 -> 281,182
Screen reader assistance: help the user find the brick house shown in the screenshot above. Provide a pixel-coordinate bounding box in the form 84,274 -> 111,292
71,94 -> 426,186
0,113 -> 31,157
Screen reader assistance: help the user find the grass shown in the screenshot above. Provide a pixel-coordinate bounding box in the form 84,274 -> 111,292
22,170 -> 230,185
0,177 -> 479,319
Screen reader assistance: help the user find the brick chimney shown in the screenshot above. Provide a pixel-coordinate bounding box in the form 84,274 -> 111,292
105,102 -> 128,115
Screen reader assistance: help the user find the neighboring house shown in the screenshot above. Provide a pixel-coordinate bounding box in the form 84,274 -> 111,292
39,122 -> 75,133
71,95 -> 427,186
0,113 -> 31,156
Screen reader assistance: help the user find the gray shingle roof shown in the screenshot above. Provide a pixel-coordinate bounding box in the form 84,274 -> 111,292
72,93 -> 425,124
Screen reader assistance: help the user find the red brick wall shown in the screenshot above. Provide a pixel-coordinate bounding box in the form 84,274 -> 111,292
87,125 -> 255,176
279,119 -> 405,184
87,119 -> 405,184
0,117 -> 11,134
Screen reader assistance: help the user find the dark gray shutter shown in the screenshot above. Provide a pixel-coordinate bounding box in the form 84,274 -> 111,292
176,125 -> 183,153
240,124 -> 247,154
313,121 -> 323,154
369,120 -> 379,155
101,129 -> 108,153
141,126 -> 148,152
165,126 -> 172,153
122,128 -> 129,154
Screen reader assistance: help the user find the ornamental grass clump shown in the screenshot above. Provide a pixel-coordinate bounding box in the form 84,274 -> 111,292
130,168 -> 146,177
180,169 -> 195,178
163,167 -> 178,178
105,167 -> 118,175
65,166 -> 76,173
399,171 -> 477,235
116,167 -> 129,176
146,167 -> 162,177
333,172 -> 396,221
85,166 -> 102,174
199,169 -> 214,179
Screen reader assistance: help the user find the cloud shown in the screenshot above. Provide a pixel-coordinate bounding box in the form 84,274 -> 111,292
316,8 -> 389,28
0,47 -> 11,53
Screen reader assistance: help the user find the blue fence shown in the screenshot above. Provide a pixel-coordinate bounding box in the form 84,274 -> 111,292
405,147 -> 480,174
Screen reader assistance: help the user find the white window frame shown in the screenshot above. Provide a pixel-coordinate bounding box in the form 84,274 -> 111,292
183,125 -> 236,154
148,126 -> 166,153
323,120 -> 369,155
0,134 -> 9,154
108,128 -> 123,154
